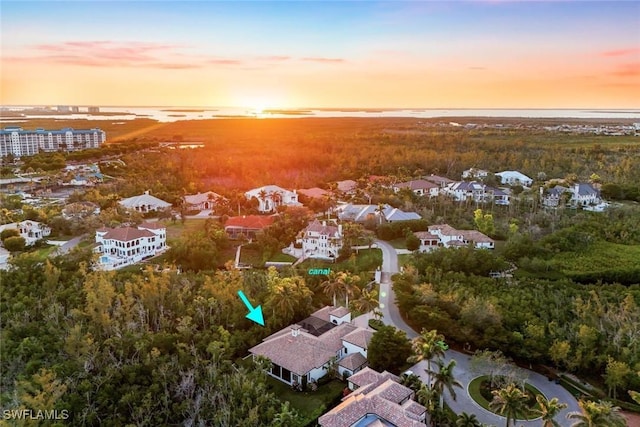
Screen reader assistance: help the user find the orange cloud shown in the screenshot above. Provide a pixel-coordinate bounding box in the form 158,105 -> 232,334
601,48 -> 640,57
301,57 -> 345,63
610,62 -> 640,77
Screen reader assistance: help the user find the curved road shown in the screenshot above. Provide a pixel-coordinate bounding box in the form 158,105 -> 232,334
374,239 -> 581,427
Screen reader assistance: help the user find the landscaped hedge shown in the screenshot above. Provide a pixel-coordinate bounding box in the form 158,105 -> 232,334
376,220 -> 430,241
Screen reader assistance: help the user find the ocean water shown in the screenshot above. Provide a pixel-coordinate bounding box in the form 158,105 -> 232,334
2,106 -> 640,123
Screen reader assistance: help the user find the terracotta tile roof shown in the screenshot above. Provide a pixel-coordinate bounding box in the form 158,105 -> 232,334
305,220 -> 340,236
224,215 -> 275,229
460,230 -> 494,244
394,179 -> 439,191
311,306 -> 337,322
298,187 -> 329,199
338,352 -> 367,371
371,379 -> 413,404
318,389 -> 425,427
428,224 -> 461,236
183,191 -> 223,205
329,306 -> 350,318
403,400 -> 427,416
249,328 -> 336,376
348,367 -> 398,388
342,329 -> 373,350
414,231 -> 439,240
138,221 -> 166,230
102,227 -> 155,241
337,180 -> 357,192
424,174 -> 455,185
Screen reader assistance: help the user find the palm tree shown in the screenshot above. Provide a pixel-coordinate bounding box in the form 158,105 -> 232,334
339,271 -> 361,308
429,359 -> 462,409
456,412 -> 482,427
320,271 -> 342,306
399,372 -> 423,393
351,288 -> 379,315
408,329 -> 446,386
489,383 -> 528,427
535,395 -> 567,427
567,399 -> 626,427
416,382 -> 438,414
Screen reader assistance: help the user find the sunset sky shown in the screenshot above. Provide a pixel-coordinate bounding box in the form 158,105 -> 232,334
1,1 -> 639,109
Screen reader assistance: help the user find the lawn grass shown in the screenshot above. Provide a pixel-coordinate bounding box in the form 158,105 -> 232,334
388,237 -> 407,249
269,252 -> 297,263
33,245 -> 57,261
398,253 -> 413,267
265,376 -> 345,424
164,218 -> 207,239
240,245 -> 265,267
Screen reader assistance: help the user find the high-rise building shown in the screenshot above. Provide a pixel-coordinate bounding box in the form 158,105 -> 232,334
0,127 -> 106,157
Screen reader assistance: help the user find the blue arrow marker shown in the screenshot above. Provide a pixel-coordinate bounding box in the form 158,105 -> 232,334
237,290 -> 265,326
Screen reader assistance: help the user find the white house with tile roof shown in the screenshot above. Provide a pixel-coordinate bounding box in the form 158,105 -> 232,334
245,185 -> 301,213
183,191 -> 224,211
462,168 -> 489,180
392,179 -> 440,197
318,367 -> 427,427
425,224 -> 494,250
297,220 -> 344,261
0,220 -> 51,246
94,222 -> 167,270
249,306 -> 372,387
495,170 -> 533,187
119,191 -> 172,213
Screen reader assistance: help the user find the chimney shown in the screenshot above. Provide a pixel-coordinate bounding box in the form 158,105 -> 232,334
322,220 -> 327,227
338,224 -> 343,235
144,190 -> 150,195
291,325 -> 300,337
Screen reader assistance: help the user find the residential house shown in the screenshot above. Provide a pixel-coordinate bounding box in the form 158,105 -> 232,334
541,186 -> 570,208
62,201 -> 101,220
495,170 -> 533,187
224,215 -> 275,239
183,191 -> 223,211
245,185 -> 301,213
414,231 -> 441,253
486,186 -> 510,206
0,220 -> 51,246
392,179 -> 439,197
424,174 -> 455,188
249,306 -> 373,387
298,187 -> 330,200
462,168 -> 489,180
94,221 -> 167,270
297,220 -> 343,261
426,224 -> 494,249
570,183 -> 602,207
0,247 -> 11,270
318,367 -> 427,427
336,180 -> 358,194
336,204 -> 421,224
119,191 -> 172,213
445,181 -> 489,203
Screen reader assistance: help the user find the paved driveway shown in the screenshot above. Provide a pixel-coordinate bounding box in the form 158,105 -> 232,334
373,239 -> 581,426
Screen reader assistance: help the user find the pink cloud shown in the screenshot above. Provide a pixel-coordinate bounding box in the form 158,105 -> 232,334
21,40 -> 201,69
601,48 -> 640,57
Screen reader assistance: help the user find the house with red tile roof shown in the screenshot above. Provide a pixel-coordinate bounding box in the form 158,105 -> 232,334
94,222 -> 167,270
318,367 -> 427,427
224,215 -> 276,239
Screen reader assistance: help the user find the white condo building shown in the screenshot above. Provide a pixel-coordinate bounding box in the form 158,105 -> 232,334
0,127 -> 106,157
